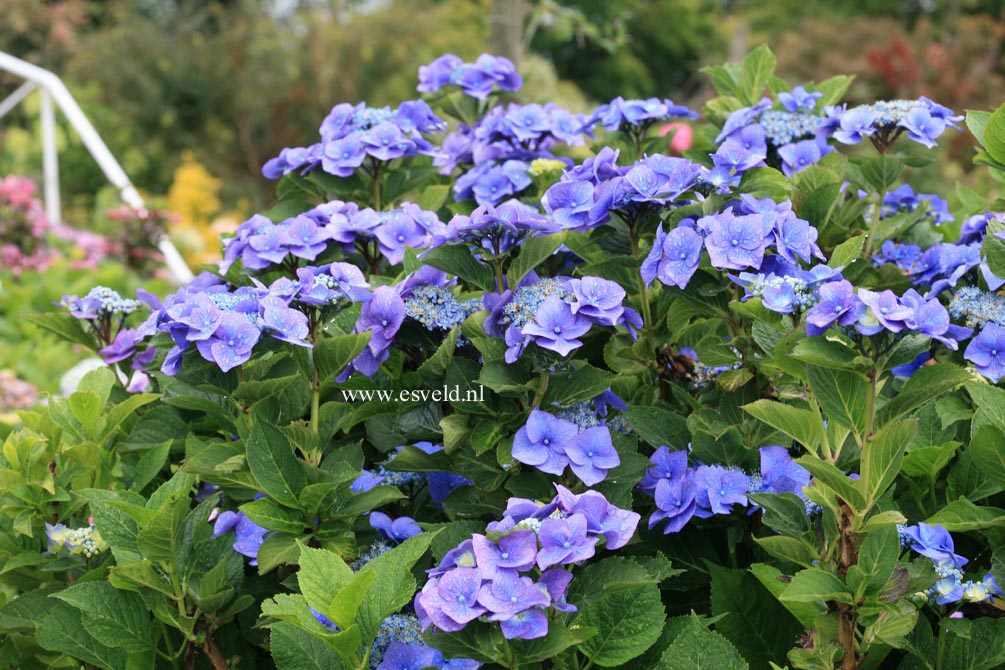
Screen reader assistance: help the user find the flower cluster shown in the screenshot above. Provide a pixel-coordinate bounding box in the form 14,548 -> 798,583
418,54 -> 522,100
732,261 -> 841,315
446,200 -> 558,256
416,485 -> 639,640
487,275 -> 641,362
898,523 -> 1003,607
830,98 -> 962,149
588,96 -> 698,132
123,271 -> 328,374
543,149 -> 705,232
312,610 -> 480,670
440,102 -> 591,206
0,175 -> 54,276
404,285 -> 481,333
45,521 -> 109,558
640,446 -> 812,534
877,184 -> 953,226
511,409 -> 619,486
262,100 -> 445,180
0,370 -> 39,411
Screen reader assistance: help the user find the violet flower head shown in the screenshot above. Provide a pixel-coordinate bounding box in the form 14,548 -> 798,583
566,277 -> 626,326
370,512 -> 424,544
194,311 -> 261,373
651,477 -> 698,534
900,522 -> 968,569
700,209 -> 768,271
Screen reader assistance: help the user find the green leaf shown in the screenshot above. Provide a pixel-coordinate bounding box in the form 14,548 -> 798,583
297,544 -> 356,625
970,425 -> 1005,487
316,333 -> 372,383
478,361 -> 534,395
847,155 -> 904,193
137,497 -> 188,566
257,533 -> 302,573
508,232 -> 567,286
109,561 -> 175,597
779,568 -> 854,605
798,456 -> 866,511
829,235 -> 866,269
271,621 -> 345,670
709,565 -> 803,670
877,365 -> 971,426
738,168 -> 792,200
422,244 -> 496,291
806,364 -> 869,436
54,582 -> 155,654
355,531 -> 437,641
857,525 -> 899,596
738,44 -> 776,105
417,327 -> 457,380
926,498 -> 1005,531
655,615 -> 748,670
967,109 -> 991,147
945,618 -> 1005,670
36,602 -> 130,670
754,536 -> 816,567
749,492 -> 813,538
542,364 -> 615,406
417,184 -> 451,212
624,405 -> 690,449
742,400 -> 823,455
132,441 -> 172,492
967,381 -> 1005,433
574,559 -> 666,666
246,422 -> 307,509
861,420 -> 917,507
750,563 -> 821,628
69,391 -> 103,430
242,497 -> 306,534
982,103 -> 1005,163
24,312 -> 97,349
102,393 -> 160,442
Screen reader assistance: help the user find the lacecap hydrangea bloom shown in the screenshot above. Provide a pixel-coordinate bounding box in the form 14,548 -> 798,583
416,485 -> 639,640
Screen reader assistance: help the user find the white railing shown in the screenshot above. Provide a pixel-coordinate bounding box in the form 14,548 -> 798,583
0,52 -> 194,283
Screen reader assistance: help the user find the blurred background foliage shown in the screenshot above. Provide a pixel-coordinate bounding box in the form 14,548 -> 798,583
1,0 -> 1003,248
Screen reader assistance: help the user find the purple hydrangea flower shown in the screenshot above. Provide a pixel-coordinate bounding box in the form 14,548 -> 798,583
564,426 -> 620,486
471,531 -> 538,576
194,311 -> 261,372
778,86 -> 823,112
566,277 -> 626,326
212,509 -> 269,566
651,477 -> 698,534
693,465 -> 750,517
805,280 -> 860,336
521,296 -> 592,357
511,409 -> 579,476
900,107 -> 946,149
536,515 -> 597,570
478,570 -> 550,619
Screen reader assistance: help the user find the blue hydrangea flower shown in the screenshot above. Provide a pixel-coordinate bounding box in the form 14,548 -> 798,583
651,477 -> 698,534
699,209 -> 769,271
964,323 -> 1005,383
512,409 -> 579,476
369,512 -> 423,544
693,465 -> 750,517
778,85 -> 823,112
521,296 -> 592,357
212,508 -> 270,566
900,522 -> 968,569
641,223 -> 703,289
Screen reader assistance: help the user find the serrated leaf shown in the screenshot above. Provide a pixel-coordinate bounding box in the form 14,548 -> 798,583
742,400 -> 823,455
422,244 -> 496,291
861,420 -> 917,507
36,602 -> 131,670
242,497 -> 306,533
542,364 -> 615,406
970,425 -> 1005,486
316,333 -> 372,383
925,498 -> 1005,531
982,103 -> 1005,164
779,568 -> 853,604
247,422 -> 307,509
271,621 -> 345,670
806,364 -> 869,436
54,582 -> 155,653
509,232 -> 567,286
624,405 -> 690,449
709,565 -> 802,670
655,615 -> 748,670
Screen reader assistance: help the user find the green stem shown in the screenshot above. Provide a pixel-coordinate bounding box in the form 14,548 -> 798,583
864,190 -> 885,258
531,371 -> 549,408
371,160 -> 383,212
628,222 -> 655,367
493,258 -> 506,294
935,617 -> 948,670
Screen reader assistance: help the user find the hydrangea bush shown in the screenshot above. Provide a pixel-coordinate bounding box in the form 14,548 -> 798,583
4,46 -> 1005,670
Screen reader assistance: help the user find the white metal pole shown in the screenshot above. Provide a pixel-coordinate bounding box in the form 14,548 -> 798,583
0,52 -> 194,284
39,88 -> 61,226
0,80 -> 36,120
